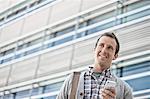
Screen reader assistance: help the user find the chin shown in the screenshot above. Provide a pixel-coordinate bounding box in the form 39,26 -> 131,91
98,62 -> 105,66
98,62 -> 109,67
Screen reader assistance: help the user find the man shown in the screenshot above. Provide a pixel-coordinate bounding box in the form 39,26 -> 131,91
56,32 -> 133,99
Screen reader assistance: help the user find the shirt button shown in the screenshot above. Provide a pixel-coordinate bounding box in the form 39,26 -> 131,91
80,92 -> 84,96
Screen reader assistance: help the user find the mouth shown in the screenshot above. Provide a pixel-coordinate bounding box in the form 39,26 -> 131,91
98,53 -> 107,59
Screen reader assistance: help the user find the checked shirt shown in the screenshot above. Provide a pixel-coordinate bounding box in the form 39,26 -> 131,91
83,67 -> 115,99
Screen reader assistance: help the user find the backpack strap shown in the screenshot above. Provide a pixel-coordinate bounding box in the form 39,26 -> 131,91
70,72 -> 81,99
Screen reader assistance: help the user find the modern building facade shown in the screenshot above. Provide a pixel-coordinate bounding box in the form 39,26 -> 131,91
0,0 -> 150,99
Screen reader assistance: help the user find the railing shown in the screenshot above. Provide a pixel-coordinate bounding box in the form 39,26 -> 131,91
0,50 -> 149,92
0,4 -> 150,66
0,0 -> 61,27
1,65 -> 149,99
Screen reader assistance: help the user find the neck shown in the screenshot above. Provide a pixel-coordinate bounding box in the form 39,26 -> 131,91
93,63 -> 109,73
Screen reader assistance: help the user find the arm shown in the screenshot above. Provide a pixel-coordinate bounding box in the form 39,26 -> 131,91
124,82 -> 134,99
56,74 -> 73,99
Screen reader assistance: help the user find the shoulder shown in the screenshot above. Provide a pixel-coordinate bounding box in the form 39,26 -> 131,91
116,76 -> 132,91
65,71 -> 86,85
114,75 -> 133,98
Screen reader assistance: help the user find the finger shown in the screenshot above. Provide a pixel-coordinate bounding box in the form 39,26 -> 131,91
101,91 -> 110,99
105,89 -> 116,98
102,89 -> 116,98
105,87 -> 115,93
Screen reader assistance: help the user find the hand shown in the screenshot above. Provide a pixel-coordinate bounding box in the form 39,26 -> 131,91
101,88 -> 116,99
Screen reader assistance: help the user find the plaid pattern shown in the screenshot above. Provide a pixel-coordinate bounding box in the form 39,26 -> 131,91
84,67 -> 113,99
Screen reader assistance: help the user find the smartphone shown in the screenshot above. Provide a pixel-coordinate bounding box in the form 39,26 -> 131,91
104,80 -> 116,89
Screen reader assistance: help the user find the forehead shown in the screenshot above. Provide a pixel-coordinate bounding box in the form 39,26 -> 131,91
98,36 -> 117,47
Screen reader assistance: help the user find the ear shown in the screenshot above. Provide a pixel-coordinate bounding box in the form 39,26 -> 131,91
113,54 -> 118,60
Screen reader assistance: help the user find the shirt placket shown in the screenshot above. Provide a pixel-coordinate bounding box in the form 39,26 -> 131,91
91,74 -> 101,99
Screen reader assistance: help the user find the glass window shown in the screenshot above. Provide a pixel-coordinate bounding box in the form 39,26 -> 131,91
4,48 -> 15,56
1,0 -> 58,26
23,42 -> 36,55
28,37 -> 43,47
16,6 -> 27,14
29,1 -> 37,8
76,32 -> 85,39
134,91 -> 150,99
15,43 -> 28,59
0,53 -> 4,64
87,21 -> 115,35
126,76 -> 150,91
44,82 -> 63,93
2,57 -> 13,63
54,36 -> 73,46
17,43 -> 27,51
15,89 -> 30,99
112,67 -> 123,77
1,94 -> 14,99
25,47 -> 41,55
37,0 -> 46,4
46,33 -> 55,48
0,96 -> 3,99
123,0 -> 150,23
76,21 -> 89,38
51,26 -> 75,46
126,9 -> 150,21
87,10 -> 115,25
55,26 -> 75,36
123,61 -> 150,76
79,21 -> 88,29
31,87 -> 43,96
84,10 -> 116,35
0,17 -> 5,23
126,9 -> 150,23
43,95 -> 56,99
7,12 -> 16,19
127,0 -> 150,12
0,48 -> 15,64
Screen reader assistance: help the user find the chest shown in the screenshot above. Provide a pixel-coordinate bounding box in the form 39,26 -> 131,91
83,74 -> 113,98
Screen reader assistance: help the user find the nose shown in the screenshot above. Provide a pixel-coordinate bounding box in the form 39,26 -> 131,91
101,46 -> 107,54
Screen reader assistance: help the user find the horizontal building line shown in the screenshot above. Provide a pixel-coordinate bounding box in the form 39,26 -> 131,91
0,14 -> 150,68
133,89 -> 150,95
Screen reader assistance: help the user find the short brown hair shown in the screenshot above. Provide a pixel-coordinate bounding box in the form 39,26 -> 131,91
95,32 -> 120,55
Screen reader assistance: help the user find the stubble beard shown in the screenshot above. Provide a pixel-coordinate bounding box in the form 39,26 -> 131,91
96,59 -> 110,71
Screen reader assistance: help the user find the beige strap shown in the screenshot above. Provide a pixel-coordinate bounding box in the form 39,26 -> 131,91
70,72 -> 81,99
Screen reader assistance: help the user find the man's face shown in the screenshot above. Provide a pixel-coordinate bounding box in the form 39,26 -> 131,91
94,36 -> 118,68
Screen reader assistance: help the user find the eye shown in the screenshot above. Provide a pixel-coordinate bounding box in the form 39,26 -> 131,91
108,46 -> 113,50
99,43 -> 104,47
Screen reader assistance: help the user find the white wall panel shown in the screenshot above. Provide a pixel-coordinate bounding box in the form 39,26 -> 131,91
0,19 -> 24,43
9,0 -> 23,6
49,0 -> 81,24
8,57 -> 38,84
72,37 -> 95,68
22,7 -> 50,35
0,66 -> 10,87
37,46 -> 72,77
0,0 -> 10,11
116,20 -> 150,56
81,0 -> 108,11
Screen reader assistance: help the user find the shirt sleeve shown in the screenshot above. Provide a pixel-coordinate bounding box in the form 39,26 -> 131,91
56,73 -> 73,99
124,81 -> 134,99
